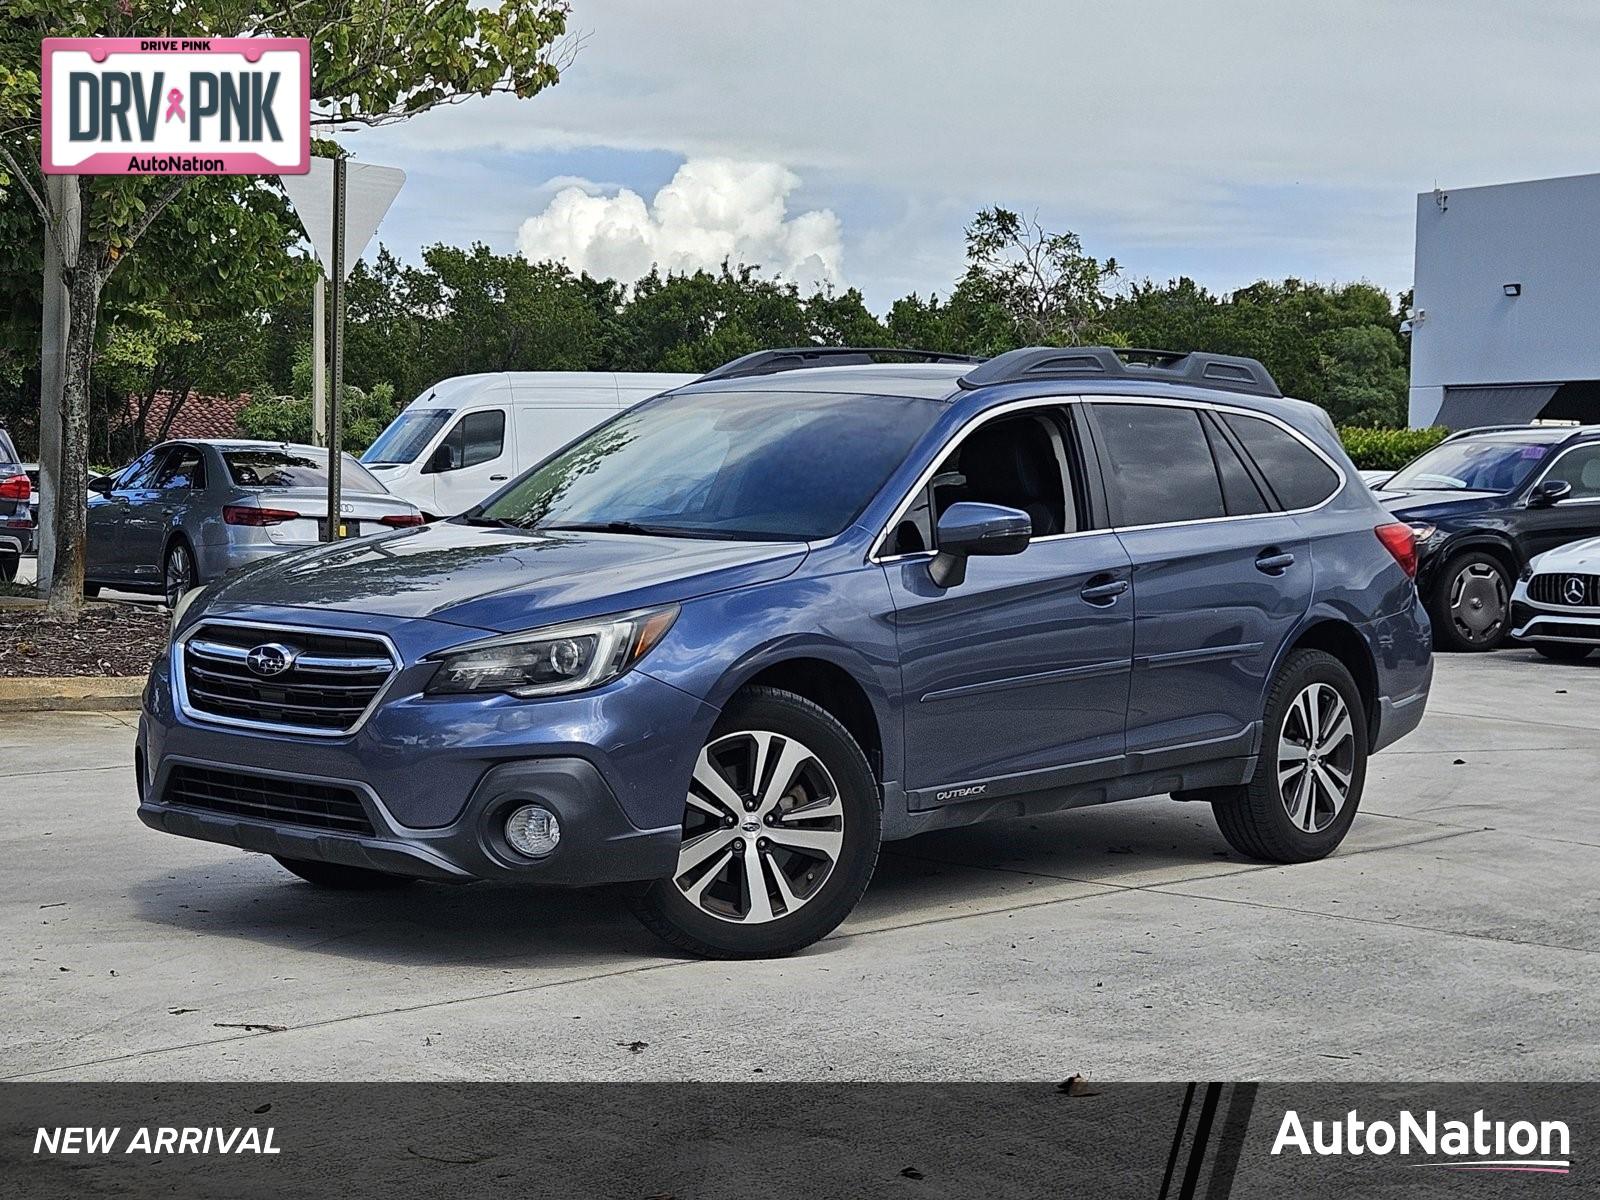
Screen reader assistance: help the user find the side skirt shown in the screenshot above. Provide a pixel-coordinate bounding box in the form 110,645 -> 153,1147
881,754 -> 1257,842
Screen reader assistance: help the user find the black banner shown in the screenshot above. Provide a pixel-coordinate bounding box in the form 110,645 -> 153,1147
1,1083 -> 1591,1198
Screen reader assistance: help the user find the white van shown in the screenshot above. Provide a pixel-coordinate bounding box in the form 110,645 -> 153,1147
359,371 -> 697,518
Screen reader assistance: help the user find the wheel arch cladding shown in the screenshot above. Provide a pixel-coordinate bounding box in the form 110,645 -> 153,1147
737,657 -> 885,786
1287,619 -> 1379,742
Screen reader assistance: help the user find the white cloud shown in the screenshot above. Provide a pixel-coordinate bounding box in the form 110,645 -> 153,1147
515,158 -> 844,288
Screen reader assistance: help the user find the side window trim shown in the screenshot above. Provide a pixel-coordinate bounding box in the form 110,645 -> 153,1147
1085,396 -> 1346,531
870,397 -> 1088,562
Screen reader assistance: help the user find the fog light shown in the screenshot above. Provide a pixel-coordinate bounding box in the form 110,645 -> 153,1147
505,805 -> 561,857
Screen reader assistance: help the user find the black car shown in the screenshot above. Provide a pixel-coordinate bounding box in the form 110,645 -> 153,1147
1377,424 -> 1600,650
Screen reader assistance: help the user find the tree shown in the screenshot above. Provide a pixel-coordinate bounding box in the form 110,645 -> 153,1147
958,207 -> 1120,349
0,0 -> 574,615
238,344 -> 398,452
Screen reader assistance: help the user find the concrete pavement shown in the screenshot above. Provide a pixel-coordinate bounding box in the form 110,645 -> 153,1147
1,651 -> 1595,1081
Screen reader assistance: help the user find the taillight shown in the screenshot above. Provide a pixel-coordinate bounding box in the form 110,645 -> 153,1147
224,505 -> 300,526
1374,522 -> 1418,579
378,513 -> 425,528
0,474 -> 28,502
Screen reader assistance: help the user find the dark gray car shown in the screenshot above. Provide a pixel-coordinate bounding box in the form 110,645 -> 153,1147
86,440 -> 423,603
0,427 -> 29,582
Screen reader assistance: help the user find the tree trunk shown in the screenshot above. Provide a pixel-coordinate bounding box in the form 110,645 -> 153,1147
46,244 -> 103,618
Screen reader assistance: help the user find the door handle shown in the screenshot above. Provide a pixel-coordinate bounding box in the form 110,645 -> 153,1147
1080,576 -> 1129,604
1255,549 -> 1296,575
489,474 -> 508,482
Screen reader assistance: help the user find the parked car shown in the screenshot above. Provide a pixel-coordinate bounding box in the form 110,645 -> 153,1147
0,428 -> 30,583
360,370 -> 699,520
1358,468 -> 1394,490
1376,424 -> 1600,650
137,346 -> 1432,958
1511,535 -> 1600,661
87,440 -> 424,604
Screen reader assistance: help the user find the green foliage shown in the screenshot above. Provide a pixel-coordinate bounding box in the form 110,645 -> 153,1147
238,345 -> 398,452
1106,277 -> 1409,426
1337,426 -> 1449,471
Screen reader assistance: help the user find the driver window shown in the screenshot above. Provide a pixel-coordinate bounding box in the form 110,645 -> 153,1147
885,411 -> 1075,555
435,410 -> 506,472
1546,445 -> 1600,501
119,450 -> 165,491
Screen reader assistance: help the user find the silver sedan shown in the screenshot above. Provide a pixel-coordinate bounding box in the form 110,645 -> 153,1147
85,440 -> 424,604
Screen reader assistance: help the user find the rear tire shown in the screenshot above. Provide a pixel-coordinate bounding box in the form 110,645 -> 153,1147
163,539 -> 197,607
1212,649 -> 1368,864
273,856 -> 417,890
1427,551 -> 1511,652
0,551 -> 16,583
627,686 -> 881,959
1533,643 -> 1594,663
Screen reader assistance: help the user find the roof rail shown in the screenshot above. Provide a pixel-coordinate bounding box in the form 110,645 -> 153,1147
1439,424 -> 1549,441
957,346 -> 1282,398
699,346 -> 983,382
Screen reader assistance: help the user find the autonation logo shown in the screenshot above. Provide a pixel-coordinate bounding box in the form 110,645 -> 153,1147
1272,1108 -> 1572,1175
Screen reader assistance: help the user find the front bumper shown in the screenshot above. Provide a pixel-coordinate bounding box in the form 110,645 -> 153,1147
138,605 -> 718,885
135,752 -> 680,885
1511,581 -> 1600,645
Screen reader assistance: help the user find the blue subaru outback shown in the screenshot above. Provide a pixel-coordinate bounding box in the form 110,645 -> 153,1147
138,346 -> 1433,957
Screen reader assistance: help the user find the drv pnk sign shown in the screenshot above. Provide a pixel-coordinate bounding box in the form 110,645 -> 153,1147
42,38 -> 309,175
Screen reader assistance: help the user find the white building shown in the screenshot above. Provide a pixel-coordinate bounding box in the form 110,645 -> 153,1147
1410,172 -> 1600,429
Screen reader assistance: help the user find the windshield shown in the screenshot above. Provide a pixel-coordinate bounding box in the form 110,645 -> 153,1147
1386,439 -> 1554,492
224,449 -> 384,493
361,408 -> 452,464
478,388 -> 944,541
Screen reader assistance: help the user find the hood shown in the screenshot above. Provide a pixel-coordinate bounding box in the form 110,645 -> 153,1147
1374,488 -> 1503,519
1531,536 -> 1600,572
202,520 -> 809,632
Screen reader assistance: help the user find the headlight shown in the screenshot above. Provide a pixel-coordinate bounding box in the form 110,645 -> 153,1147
168,586 -> 206,639
1406,522 -> 1437,543
424,605 -> 679,698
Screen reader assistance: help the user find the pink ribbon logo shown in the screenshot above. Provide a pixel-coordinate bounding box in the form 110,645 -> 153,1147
164,88 -> 185,123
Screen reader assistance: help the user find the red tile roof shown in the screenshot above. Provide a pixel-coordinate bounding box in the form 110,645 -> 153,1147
127,391 -> 252,441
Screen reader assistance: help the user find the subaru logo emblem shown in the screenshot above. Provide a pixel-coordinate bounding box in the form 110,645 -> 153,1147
1564,576 -> 1587,605
245,643 -> 296,677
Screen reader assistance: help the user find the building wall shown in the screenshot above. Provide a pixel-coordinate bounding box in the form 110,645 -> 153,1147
1410,172 -> 1600,426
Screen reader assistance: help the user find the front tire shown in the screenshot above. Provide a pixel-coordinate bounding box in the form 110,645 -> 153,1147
1428,551 -> 1511,651
273,856 -> 417,890
627,686 -> 881,959
1212,649 -> 1368,863
1533,642 -> 1594,663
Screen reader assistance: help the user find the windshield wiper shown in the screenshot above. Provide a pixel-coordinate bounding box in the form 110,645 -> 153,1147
458,515 -> 531,530
535,521 -> 740,540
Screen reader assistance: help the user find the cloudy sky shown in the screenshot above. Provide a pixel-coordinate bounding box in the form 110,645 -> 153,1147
343,0 -> 1600,309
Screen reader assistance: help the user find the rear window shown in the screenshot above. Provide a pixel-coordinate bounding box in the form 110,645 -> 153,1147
223,449 -> 384,492
1094,403 -> 1225,526
1221,413 -> 1341,510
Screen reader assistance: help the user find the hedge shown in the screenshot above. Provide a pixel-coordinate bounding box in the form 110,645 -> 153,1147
1336,426 -> 1450,472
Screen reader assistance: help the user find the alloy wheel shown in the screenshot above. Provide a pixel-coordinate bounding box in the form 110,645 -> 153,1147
164,544 -> 194,607
1448,561 -> 1507,645
1276,682 -> 1356,834
673,730 -> 845,925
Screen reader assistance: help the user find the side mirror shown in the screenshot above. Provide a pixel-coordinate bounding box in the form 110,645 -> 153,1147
424,444 -> 455,475
1528,479 -> 1572,508
89,475 -> 115,495
928,501 -> 1032,588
